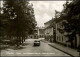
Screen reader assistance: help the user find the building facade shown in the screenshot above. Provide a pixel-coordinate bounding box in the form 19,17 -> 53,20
29,27 -> 45,39
56,18 -> 80,48
44,19 -> 54,42
56,19 -> 68,46
44,16 -> 80,48
37,27 -> 45,38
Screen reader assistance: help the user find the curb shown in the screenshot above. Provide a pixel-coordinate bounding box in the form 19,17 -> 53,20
48,44 -> 75,57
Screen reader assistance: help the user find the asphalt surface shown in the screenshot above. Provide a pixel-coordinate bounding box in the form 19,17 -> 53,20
1,39 -> 70,56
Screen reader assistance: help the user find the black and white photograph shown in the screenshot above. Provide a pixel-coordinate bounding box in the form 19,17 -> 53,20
0,0 -> 80,57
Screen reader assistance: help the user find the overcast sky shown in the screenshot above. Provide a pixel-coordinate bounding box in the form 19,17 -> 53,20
0,1 -> 66,27
30,1 -> 66,27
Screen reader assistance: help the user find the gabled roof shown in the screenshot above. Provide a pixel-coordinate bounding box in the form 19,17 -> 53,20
56,14 -> 67,23
44,18 -> 56,29
44,19 -> 53,24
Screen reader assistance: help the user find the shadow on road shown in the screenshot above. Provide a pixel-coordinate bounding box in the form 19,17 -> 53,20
33,45 -> 41,47
9,43 -> 31,50
12,46 -> 26,50
21,43 -> 30,46
0,43 -> 31,50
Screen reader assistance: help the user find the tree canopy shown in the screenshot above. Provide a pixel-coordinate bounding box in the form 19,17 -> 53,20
0,0 -> 37,46
58,0 -> 80,48
2,0 -> 36,37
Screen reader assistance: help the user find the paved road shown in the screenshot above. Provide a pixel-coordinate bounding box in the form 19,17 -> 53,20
1,39 -> 70,56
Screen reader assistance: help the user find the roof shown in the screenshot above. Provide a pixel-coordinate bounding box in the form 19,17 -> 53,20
44,18 -> 56,29
44,18 -> 53,24
56,14 -> 67,23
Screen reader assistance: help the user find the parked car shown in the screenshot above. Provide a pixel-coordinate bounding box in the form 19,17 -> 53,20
34,40 -> 40,46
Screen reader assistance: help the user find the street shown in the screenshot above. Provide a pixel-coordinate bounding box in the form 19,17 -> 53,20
1,39 -> 70,56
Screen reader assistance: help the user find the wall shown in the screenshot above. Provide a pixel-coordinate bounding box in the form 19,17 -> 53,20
45,27 -> 53,36
76,34 -> 80,48
56,21 -> 68,45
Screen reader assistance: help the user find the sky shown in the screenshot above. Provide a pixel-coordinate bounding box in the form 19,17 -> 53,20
0,1 -> 66,27
30,1 -> 66,27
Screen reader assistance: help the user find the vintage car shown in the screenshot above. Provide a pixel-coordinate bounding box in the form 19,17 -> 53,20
34,39 -> 40,46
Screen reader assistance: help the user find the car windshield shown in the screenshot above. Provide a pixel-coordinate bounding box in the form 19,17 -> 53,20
34,40 -> 40,42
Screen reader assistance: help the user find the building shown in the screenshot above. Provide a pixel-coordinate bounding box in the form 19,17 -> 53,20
29,27 -> 45,39
29,27 -> 38,39
52,19 -> 56,42
44,15 -> 80,48
37,27 -> 45,38
55,0 -> 80,48
56,18 -> 68,46
56,17 -> 80,48
44,18 -> 54,42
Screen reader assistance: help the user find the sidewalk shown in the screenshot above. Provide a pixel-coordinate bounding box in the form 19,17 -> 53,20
42,40 -> 79,57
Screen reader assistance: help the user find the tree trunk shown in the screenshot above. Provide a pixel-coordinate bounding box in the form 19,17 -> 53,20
22,37 -> 23,43
75,36 -> 77,48
17,37 -> 19,47
19,37 -> 22,45
23,37 -> 25,41
71,40 -> 74,48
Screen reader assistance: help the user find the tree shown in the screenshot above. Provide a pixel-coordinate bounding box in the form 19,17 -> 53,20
0,7 -> 3,40
2,0 -> 36,46
62,0 -> 80,48
0,6 -> 6,41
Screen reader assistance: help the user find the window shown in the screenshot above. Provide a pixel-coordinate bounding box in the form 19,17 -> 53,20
59,36 -> 61,41
62,36 -> 63,42
57,36 -> 58,41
